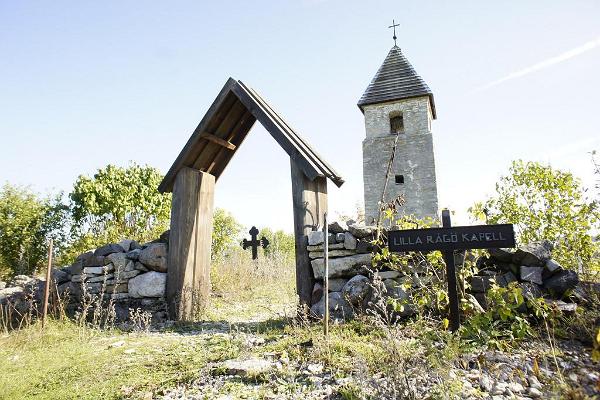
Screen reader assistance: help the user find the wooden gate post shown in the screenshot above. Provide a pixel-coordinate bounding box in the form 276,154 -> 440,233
290,158 -> 328,308
167,167 -> 215,320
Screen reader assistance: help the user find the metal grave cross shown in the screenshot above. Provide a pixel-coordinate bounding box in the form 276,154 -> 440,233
388,209 -> 516,331
242,226 -> 269,260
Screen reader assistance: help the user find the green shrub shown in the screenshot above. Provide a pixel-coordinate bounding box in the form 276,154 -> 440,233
0,184 -> 68,279
470,160 -> 599,275
212,208 -> 242,259
66,163 -> 171,260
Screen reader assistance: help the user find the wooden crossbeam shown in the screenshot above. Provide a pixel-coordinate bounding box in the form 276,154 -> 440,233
199,132 -> 236,150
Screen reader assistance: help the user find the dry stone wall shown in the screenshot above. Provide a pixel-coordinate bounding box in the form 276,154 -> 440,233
0,234 -> 171,324
307,222 -> 592,322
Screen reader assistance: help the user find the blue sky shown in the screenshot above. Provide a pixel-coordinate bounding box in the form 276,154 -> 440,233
1,1 -> 599,231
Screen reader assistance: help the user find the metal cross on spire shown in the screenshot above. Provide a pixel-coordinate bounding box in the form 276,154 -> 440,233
388,19 -> 400,47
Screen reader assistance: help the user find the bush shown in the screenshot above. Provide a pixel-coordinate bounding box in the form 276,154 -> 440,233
470,160 -> 600,275
259,227 -> 295,263
0,184 -> 68,278
212,208 -> 242,259
66,163 -> 171,260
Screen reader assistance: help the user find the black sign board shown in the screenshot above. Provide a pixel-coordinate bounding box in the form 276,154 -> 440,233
388,211 -> 515,331
389,224 -> 515,252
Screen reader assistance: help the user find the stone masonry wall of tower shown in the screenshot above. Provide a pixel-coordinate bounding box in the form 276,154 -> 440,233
362,96 -> 439,224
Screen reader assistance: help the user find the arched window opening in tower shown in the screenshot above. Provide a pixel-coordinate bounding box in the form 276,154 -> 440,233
390,114 -> 404,134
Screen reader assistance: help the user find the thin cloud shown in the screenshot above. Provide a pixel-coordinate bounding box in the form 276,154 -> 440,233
473,35 -> 600,93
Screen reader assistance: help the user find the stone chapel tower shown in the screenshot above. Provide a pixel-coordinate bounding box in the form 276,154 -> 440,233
358,45 -> 439,224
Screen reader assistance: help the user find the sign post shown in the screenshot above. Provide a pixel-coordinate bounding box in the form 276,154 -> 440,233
388,209 -> 515,331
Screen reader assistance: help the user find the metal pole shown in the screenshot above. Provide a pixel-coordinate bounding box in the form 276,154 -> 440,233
42,239 -> 53,329
441,210 -> 460,331
323,213 -> 329,337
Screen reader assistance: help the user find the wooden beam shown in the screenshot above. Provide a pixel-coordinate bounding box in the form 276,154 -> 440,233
158,78 -> 237,193
199,132 -> 237,150
166,167 -> 215,321
290,158 -> 327,309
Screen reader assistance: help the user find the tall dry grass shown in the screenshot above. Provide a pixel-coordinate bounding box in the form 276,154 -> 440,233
208,248 -> 297,322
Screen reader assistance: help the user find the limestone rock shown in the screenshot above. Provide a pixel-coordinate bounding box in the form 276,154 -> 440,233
383,279 -> 408,302
307,243 -> 345,252
134,262 -> 149,272
105,283 -> 128,294
64,261 -> 83,276
128,271 -> 166,298
310,292 -> 354,321
512,241 -> 553,267
344,232 -> 357,250
545,259 -> 562,273
51,268 -> 70,285
114,269 -> 140,280
520,266 -> 543,285
356,240 -> 374,254
488,248 -> 516,263
82,255 -> 106,267
376,270 -> 401,280
311,282 -> 323,305
139,243 -> 168,272
328,221 -> 347,234
117,239 -> 134,252
335,233 -> 345,243
471,276 -> 493,293
309,249 -> 356,259
106,252 -> 128,272
545,299 -> 578,314
83,265 -> 114,275
347,224 -> 375,239
311,253 -> 372,279
10,275 -> 34,287
308,231 -> 324,246
341,275 -> 372,308
57,281 -> 82,301
543,269 -> 579,296
328,278 -> 348,292
0,281 -> 5,290
520,282 -> 544,300
94,243 -> 125,257
86,274 -> 114,283
75,251 -> 94,262
220,358 -> 274,377
126,248 -> 142,261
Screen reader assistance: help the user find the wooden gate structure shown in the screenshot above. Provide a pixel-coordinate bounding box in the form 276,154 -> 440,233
158,78 -> 344,320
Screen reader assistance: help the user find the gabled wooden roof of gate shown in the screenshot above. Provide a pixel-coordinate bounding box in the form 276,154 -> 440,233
158,78 -> 344,193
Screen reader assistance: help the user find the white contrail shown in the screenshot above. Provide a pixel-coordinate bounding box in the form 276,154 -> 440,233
474,36 -> 600,92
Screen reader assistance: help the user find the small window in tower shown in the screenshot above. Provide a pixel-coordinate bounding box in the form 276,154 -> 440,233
395,174 -> 404,185
390,114 -> 404,134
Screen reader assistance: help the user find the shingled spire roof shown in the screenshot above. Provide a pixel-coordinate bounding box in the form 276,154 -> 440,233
358,46 -> 436,119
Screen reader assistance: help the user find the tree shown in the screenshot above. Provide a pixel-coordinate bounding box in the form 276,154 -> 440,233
260,227 -> 295,262
470,160 -> 599,272
0,184 -> 68,278
211,208 -> 242,259
68,163 -> 171,257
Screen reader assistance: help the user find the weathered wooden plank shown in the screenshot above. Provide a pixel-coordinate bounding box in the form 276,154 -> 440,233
192,99 -> 247,172
158,78 -> 237,193
199,132 -> 237,150
166,167 -> 215,320
207,109 -> 256,178
290,158 -> 328,308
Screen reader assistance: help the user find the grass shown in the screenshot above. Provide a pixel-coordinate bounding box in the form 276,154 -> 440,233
1,250 -> 597,399
0,319 -> 239,399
